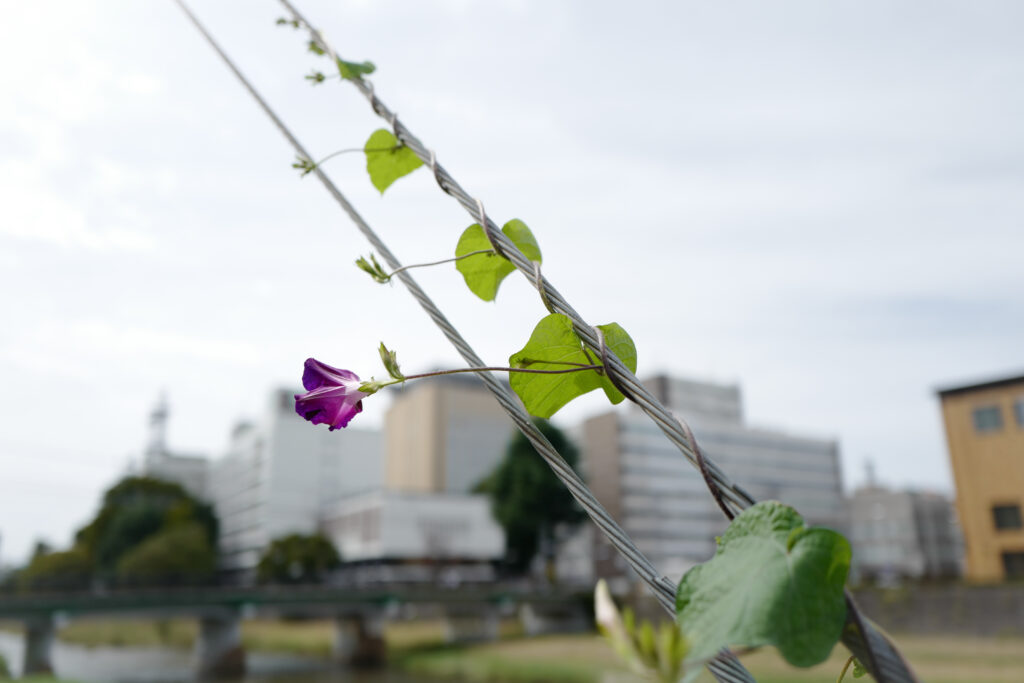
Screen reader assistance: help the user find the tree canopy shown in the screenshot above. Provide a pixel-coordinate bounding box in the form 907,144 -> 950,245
476,418 -> 585,571
257,533 -> 341,584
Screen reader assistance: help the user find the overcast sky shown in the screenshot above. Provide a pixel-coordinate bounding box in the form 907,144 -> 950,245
1,1 -> 1022,564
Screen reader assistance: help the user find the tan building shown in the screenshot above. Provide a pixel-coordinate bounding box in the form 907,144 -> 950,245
385,374 -> 513,493
938,374 -> 1024,581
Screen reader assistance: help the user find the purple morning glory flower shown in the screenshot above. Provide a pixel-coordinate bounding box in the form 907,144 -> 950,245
294,358 -> 367,430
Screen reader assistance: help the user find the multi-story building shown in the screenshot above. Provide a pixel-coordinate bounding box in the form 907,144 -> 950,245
583,374 -> 844,581
210,388 -> 382,575
849,480 -> 962,582
385,374 -> 514,494
938,373 -> 1024,581
322,490 -> 504,565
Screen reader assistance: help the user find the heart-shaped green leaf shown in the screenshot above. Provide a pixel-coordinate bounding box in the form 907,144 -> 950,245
364,129 -> 423,194
675,501 -> 850,668
337,57 -> 375,80
455,219 -> 541,301
508,314 -> 637,418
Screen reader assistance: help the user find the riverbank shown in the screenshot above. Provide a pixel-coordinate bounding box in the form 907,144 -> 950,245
397,632 -> 1024,683
6,619 -> 1024,682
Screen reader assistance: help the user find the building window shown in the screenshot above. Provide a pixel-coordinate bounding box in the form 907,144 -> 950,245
972,406 -> 1003,433
1003,552 -> 1024,580
993,504 -> 1023,530
1015,399 -> 1024,427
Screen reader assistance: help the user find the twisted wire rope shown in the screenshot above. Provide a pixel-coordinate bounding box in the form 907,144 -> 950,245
176,1 -> 915,680
276,7 -> 922,680
172,4 -> 757,680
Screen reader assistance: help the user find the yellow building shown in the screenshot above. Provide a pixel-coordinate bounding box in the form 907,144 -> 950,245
384,375 -> 513,494
938,374 -> 1024,581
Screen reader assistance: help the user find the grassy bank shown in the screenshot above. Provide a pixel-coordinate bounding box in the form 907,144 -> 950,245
8,618 -> 1024,682
395,632 -> 1024,683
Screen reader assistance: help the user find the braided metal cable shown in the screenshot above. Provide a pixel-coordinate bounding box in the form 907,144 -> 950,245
278,0 -> 755,519
168,5 -> 757,677
178,2 -> 914,680
279,6 -> 922,681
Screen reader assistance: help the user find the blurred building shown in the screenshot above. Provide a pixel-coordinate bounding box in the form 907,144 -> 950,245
849,474 -> 962,582
322,490 -> 503,566
385,374 -> 513,494
209,388 -> 382,575
938,373 -> 1024,581
583,374 -> 843,582
140,394 -> 210,500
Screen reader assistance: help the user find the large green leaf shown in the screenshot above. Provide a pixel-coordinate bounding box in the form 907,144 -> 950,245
364,129 -> 423,193
336,57 -> 375,80
455,219 -> 541,301
508,314 -> 637,418
675,501 -> 850,668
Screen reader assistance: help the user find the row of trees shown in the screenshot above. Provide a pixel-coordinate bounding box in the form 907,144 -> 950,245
10,477 -> 220,591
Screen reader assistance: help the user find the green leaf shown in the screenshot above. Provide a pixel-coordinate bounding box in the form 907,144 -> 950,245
454,219 -> 541,301
675,501 -> 850,668
336,57 -> 375,80
508,314 -> 637,418
364,129 -> 422,194
852,658 -> 868,678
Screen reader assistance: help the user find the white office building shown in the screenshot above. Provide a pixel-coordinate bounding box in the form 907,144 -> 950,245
849,478 -> 962,582
583,374 -> 843,581
209,388 -> 382,574
322,490 -> 504,564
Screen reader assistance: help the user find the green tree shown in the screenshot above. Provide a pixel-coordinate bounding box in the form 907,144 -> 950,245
475,418 -> 585,572
116,522 -> 216,586
257,534 -> 341,584
18,546 -> 92,592
75,476 -> 218,576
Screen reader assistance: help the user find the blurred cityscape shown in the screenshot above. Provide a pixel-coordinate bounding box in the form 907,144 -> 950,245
37,368 -> 1024,589
3,369 -> 1024,679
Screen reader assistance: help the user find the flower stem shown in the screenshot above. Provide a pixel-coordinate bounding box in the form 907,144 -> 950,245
403,365 -> 603,381
314,145 -> 399,166
386,250 -> 495,279
835,656 -> 855,683
371,363 -> 605,392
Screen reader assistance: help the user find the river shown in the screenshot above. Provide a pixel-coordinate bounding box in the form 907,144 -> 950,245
0,632 -> 424,683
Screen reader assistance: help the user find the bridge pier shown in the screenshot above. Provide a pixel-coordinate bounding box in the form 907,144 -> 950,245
333,612 -> 386,667
443,607 -> 499,643
518,602 -> 587,636
22,615 -> 55,676
194,611 -> 245,677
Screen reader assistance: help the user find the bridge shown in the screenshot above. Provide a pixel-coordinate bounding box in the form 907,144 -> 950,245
0,584 -> 587,677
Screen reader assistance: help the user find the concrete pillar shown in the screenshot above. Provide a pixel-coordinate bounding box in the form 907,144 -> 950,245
333,612 -> 386,667
22,615 -> 55,676
194,611 -> 245,677
443,607 -> 500,643
519,602 -> 587,636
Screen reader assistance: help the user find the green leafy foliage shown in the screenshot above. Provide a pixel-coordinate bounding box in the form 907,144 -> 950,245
675,501 -> 850,668
379,342 -> 403,380
356,253 -> 390,283
257,533 -> 341,584
17,546 -> 92,592
853,658 -> 868,678
307,40 -> 325,56
508,314 -> 637,418
116,522 -> 216,586
336,57 -> 375,80
364,129 -> 422,193
596,580 -> 689,683
474,419 -> 584,571
454,219 -> 541,301
74,476 -> 218,578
